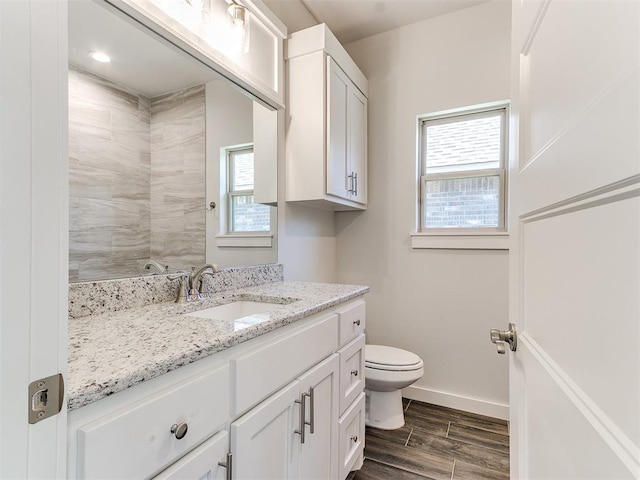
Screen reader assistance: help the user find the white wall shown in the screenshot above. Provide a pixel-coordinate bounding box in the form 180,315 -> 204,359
205,79 -> 278,267
277,109 -> 338,282
338,0 -> 512,417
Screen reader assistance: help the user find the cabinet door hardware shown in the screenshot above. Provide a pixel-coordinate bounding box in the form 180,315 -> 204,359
353,172 -> 358,196
170,422 -> 188,440
308,387 -> 315,434
218,452 -> 233,480
294,392 -> 310,444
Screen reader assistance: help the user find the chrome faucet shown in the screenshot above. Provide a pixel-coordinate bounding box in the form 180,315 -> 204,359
189,264 -> 219,299
141,260 -> 167,275
168,264 -> 219,303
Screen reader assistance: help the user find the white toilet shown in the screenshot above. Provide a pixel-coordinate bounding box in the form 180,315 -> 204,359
364,345 -> 424,430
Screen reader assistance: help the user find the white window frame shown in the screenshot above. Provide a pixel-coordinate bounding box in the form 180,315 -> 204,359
228,146 -> 259,233
412,101 -> 510,250
215,144 -> 273,248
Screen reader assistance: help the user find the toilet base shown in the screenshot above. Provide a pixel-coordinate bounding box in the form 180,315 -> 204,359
364,388 -> 405,430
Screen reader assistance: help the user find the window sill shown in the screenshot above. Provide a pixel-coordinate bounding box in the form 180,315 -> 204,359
411,232 -> 509,250
216,233 -> 274,248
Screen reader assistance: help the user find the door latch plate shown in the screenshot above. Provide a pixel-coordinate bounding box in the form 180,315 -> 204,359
28,373 -> 64,424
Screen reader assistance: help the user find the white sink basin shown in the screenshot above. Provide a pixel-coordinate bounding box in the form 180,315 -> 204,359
185,301 -> 277,322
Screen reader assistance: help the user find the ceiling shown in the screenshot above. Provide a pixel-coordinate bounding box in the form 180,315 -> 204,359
68,0 -> 221,98
262,0 -> 492,44
68,0 -> 492,96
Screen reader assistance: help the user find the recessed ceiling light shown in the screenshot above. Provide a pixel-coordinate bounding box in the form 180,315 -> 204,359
90,51 -> 111,63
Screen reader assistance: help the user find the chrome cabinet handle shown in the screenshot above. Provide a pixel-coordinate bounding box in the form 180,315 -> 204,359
308,387 -> 315,434
353,172 -> 358,196
353,319 -> 361,326
347,172 -> 355,194
218,452 -> 232,480
350,370 -> 359,377
294,392 -> 310,444
490,323 -> 517,354
170,422 -> 188,440
351,435 -> 358,443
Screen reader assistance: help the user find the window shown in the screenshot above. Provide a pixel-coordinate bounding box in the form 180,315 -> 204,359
227,146 -> 271,233
419,104 -> 507,233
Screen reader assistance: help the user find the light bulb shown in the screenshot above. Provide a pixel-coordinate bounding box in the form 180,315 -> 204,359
90,51 -> 111,63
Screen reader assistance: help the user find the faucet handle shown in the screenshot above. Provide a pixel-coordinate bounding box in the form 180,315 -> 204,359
193,264 -> 219,299
167,273 -> 190,303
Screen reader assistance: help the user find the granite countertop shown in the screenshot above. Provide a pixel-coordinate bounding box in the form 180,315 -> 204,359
68,281 -> 369,411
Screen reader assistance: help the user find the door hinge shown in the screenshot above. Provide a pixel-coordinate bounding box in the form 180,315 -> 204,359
28,373 -> 64,424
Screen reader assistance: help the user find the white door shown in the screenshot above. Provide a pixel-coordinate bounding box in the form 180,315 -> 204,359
231,381 -> 300,479
508,0 -> 639,478
297,354 -> 339,480
0,0 -> 68,478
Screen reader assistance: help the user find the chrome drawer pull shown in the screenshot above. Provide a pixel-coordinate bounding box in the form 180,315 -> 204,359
353,319 -> 361,326
351,435 -> 358,443
170,422 -> 188,440
294,392 -> 310,444
218,452 -> 232,480
350,370 -> 359,377
308,387 -> 315,434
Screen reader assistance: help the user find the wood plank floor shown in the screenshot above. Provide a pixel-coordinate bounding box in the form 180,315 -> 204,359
347,399 -> 509,480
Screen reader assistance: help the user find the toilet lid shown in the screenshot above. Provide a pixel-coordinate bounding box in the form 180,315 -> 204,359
365,345 -> 423,371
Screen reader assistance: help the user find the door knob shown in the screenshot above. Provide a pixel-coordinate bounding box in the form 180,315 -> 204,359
490,323 -> 517,354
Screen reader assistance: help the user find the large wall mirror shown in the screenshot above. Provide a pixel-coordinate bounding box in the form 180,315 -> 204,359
68,0 -> 278,283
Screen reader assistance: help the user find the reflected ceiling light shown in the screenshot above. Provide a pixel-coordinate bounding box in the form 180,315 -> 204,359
90,51 -> 111,63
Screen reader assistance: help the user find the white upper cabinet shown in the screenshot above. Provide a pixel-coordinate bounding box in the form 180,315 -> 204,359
286,24 -> 368,211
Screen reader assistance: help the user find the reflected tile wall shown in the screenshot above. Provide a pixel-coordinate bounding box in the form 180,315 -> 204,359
69,67 -> 151,282
69,68 -> 206,282
150,85 -> 206,270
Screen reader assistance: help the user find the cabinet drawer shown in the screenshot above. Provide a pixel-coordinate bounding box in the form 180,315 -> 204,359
338,300 -> 365,346
338,392 -> 365,480
77,365 -> 229,479
232,314 -> 339,415
338,334 -> 365,416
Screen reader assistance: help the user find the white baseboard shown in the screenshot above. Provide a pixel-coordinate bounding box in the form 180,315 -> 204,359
402,385 -> 509,420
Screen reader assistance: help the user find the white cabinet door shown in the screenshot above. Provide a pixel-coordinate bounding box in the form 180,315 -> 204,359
297,355 -> 340,480
327,57 -> 349,201
348,85 -> 367,205
231,381 -> 300,480
153,431 -> 228,480
327,57 -> 368,206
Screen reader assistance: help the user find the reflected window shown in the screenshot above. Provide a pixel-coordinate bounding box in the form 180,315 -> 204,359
228,146 -> 271,232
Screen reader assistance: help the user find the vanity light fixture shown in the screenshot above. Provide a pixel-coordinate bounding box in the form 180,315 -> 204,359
226,0 -> 250,53
227,1 -> 246,28
90,51 -> 111,63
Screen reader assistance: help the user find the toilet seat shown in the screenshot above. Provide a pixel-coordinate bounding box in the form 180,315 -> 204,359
365,345 -> 423,372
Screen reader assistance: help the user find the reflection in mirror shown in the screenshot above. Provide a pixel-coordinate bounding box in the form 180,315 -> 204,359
68,0 -> 277,283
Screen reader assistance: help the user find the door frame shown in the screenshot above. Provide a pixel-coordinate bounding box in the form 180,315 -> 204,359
0,0 -> 68,477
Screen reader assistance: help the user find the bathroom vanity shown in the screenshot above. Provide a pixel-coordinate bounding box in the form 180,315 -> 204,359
66,278 -> 368,479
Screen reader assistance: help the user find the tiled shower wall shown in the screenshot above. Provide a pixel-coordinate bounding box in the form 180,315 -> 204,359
149,86 -> 206,271
69,67 -> 206,282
